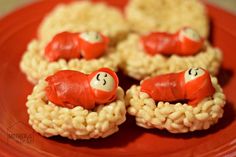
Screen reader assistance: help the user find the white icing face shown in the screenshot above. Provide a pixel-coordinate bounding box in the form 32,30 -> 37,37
90,72 -> 115,92
80,31 -> 102,43
179,28 -> 201,41
184,68 -> 205,83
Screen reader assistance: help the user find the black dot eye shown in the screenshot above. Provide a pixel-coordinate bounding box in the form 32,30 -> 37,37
194,68 -> 199,76
103,74 -> 107,85
103,79 -> 106,85
188,69 -> 192,75
96,74 -> 100,81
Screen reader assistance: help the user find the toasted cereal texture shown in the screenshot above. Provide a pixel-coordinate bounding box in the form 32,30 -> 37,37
20,39 -> 121,84
125,0 -> 209,37
38,1 -> 130,46
118,34 -> 222,80
26,80 -> 126,140
126,77 -> 225,133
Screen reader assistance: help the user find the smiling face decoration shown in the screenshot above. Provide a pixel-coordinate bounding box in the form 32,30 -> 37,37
78,31 -> 109,60
79,31 -> 103,43
88,68 -> 119,104
179,28 -> 201,42
177,27 -> 204,55
90,72 -> 115,92
184,67 -> 205,83
184,67 -> 215,105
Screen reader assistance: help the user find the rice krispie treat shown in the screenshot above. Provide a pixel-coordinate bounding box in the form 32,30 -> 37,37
118,28 -> 222,80
20,31 -> 121,84
125,0 -> 209,37
38,1 -> 129,46
126,68 -> 226,133
26,68 -> 126,139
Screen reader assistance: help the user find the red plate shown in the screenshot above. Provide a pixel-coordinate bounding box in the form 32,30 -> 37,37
0,0 -> 235,156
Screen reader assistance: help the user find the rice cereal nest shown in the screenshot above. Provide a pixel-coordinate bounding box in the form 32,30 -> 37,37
20,39 -> 121,84
26,79 -> 126,140
125,0 -> 209,37
38,1 -> 130,46
126,77 -> 226,133
117,34 -> 222,80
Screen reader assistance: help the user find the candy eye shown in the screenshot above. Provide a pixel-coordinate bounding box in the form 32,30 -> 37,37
103,73 -> 108,85
90,72 -> 115,92
80,31 -> 102,43
185,68 -> 205,83
188,68 -> 198,76
96,74 -> 100,81
180,28 -> 200,41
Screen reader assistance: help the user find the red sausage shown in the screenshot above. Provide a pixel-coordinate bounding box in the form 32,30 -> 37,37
45,68 -> 118,109
45,32 -> 80,62
141,73 -> 185,102
141,68 -> 215,106
45,70 -> 95,109
44,31 -> 109,61
141,27 -> 204,56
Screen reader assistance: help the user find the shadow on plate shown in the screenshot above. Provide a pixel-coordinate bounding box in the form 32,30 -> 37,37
117,70 -> 140,91
217,67 -> 234,87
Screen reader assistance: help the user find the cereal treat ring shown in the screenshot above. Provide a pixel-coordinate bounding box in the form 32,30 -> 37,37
125,0 -> 209,37
26,69 -> 126,140
38,1 -> 129,46
126,68 -> 226,133
118,34 -> 222,80
20,31 -> 121,84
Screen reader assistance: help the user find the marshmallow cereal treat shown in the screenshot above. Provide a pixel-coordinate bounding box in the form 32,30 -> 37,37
118,28 -> 222,80
38,1 -> 129,46
126,68 -> 226,133
26,68 -> 126,139
20,31 -> 121,84
125,0 -> 209,37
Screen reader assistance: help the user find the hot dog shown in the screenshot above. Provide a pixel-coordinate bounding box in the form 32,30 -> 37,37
45,68 -> 118,109
45,31 -> 109,61
141,27 -> 204,56
141,68 -> 215,106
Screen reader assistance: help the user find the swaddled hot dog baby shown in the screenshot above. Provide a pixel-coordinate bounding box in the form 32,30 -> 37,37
21,31 -> 121,84
126,67 -> 225,133
118,27 -> 222,80
26,68 -> 126,139
45,68 -> 118,109
141,67 -> 215,106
